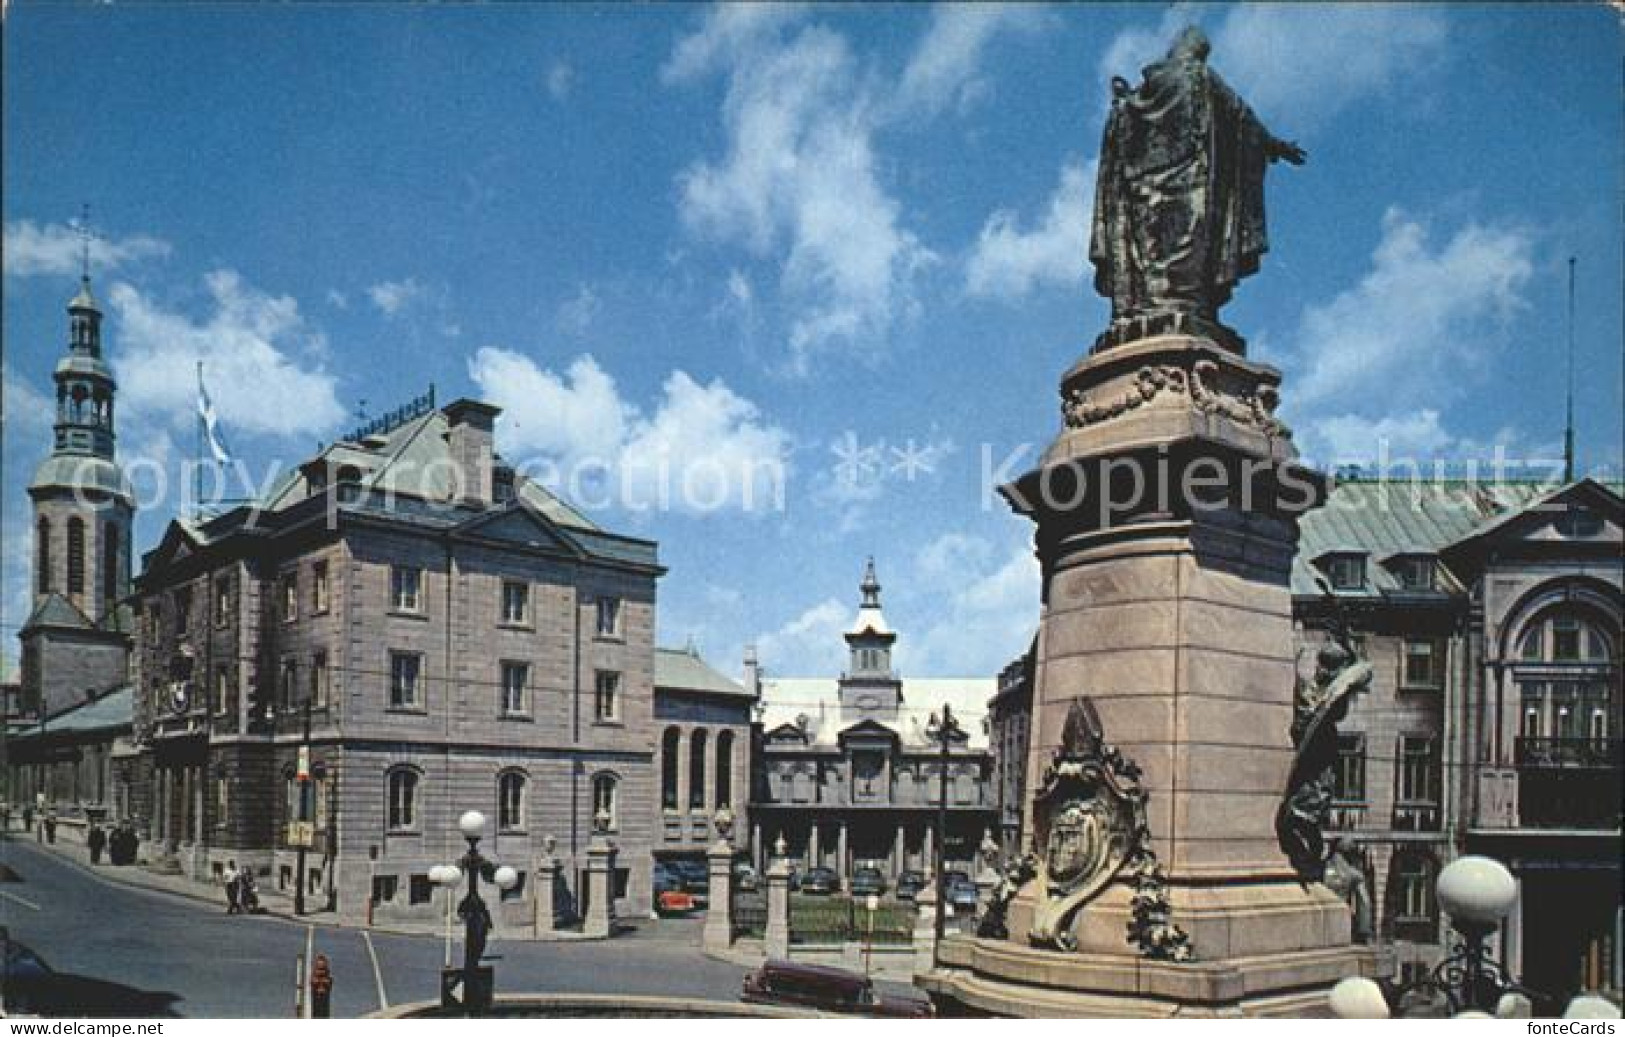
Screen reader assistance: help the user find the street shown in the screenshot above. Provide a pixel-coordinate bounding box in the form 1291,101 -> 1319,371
0,838 -> 749,1017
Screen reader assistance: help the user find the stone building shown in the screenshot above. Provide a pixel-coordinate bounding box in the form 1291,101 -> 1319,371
19,274 -> 134,721
125,395 -> 665,927
749,561 -> 997,880
990,476 -> 1622,1003
651,644 -> 755,868
5,274 -> 135,836
987,641 -> 1033,861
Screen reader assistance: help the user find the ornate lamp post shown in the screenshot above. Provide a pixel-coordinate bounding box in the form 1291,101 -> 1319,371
1329,855 -> 1621,1019
925,705 -> 963,963
437,810 -> 518,1016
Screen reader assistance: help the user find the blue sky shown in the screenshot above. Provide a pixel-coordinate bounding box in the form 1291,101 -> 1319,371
5,3 -> 1620,681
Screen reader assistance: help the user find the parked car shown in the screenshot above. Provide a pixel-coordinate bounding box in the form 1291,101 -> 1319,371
734,863 -> 760,892
655,888 -> 698,916
946,875 -> 980,913
849,866 -> 887,897
894,870 -> 926,901
799,866 -> 840,895
669,859 -> 711,901
742,960 -> 934,1017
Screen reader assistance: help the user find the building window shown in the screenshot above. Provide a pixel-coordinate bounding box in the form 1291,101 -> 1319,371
1393,556 -> 1435,591
175,586 -> 192,635
103,523 -> 119,607
387,768 -> 419,831
311,561 -> 329,614
596,597 -> 621,638
716,730 -> 734,809
310,652 -> 329,709
500,661 -> 528,715
390,652 -> 422,709
594,670 -> 620,722
36,518 -> 51,595
390,566 -> 422,613
1402,639 -> 1443,689
216,776 -> 229,828
409,874 -> 433,905
1392,852 -> 1437,931
371,875 -> 399,904
689,728 -> 708,809
1334,734 -> 1366,803
1519,613 -> 1614,663
66,517 -> 85,594
1323,554 -> 1366,591
592,773 -> 619,831
214,576 -> 233,627
1397,736 -> 1438,805
1552,617 -> 1582,662
501,581 -> 529,625
215,665 -> 231,716
280,658 -> 298,712
661,727 -> 680,810
498,771 -> 525,831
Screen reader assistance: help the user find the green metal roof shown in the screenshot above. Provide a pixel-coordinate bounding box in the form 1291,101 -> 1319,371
12,686 -> 132,740
655,646 -> 749,698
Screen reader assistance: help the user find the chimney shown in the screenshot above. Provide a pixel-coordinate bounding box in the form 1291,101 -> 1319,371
442,399 -> 500,506
743,643 -> 761,699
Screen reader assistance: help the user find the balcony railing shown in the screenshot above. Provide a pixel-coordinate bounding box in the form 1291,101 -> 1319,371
1515,737 -> 1623,770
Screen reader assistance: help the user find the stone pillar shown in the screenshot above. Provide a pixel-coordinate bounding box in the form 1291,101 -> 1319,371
837,822 -> 848,880
751,822 -> 762,873
893,825 -> 905,877
809,823 -> 820,870
913,880 -> 939,976
533,854 -> 560,936
702,838 -> 734,952
922,824 -> 934,877
583,835 -> 617,938
765,850 -> 791,960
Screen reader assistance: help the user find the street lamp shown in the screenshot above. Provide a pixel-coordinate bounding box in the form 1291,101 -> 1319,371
429,864 -> 464,967
438,810 -> 519,1016
1329,854 -> 1621,1019
925,705 -> 963,964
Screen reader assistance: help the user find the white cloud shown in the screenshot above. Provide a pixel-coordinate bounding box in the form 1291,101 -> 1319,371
892,4 -> 1044,118
966,161 -> 1092,299
1212,5 -> 1448,130
1096,4 -> 1195,86
754,597 -> 848,675
1284,208 -> 1533,465
556,285 -> 601,336
667,10 -> 936,374
468,347 -> 792,515
366,277 -> 424,316
903,533 -> 1038,675
3,220 -> 170,279
546,60 -> 574,101
110,270 -> 347,442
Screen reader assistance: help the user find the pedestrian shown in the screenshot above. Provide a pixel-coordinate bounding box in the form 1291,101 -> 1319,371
0,804 -> 11,833
87,823 -> 107,865
224,860 -> 241,914
239,869 -> 260,913
43,812 -> 56,844
22,806 -> 33,838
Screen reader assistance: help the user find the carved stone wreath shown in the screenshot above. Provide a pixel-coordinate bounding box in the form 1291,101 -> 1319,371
1061,359 -> 1289,440
1027,698 -> 1192,961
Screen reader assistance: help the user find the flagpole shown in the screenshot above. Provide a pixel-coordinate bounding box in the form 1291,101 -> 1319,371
196,360 -> 204,522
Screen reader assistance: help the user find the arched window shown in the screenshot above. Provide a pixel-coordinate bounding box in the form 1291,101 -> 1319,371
66,517 -> 85,595
103,522 -> 120,607
386,767 -> 419,831
498,771 -> 526,831
592,772 -> 619,831
1514,609 -> 1618,742
689,728 -> 708,809
716,730 -> 734,808
36,518 -> 51,595
661,727 -> 681,810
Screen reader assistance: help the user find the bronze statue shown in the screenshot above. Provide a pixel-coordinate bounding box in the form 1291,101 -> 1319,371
1322,838 -> 1374,943
1090,26 -> 1305,353
1276,583 -> 1372,882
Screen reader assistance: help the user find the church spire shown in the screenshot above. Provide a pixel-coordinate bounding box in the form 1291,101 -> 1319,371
860,555 -> 882,608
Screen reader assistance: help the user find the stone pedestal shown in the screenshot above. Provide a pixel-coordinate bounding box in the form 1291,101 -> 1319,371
583,836 -> 617,938
533,856 -> 560,936
703,840 -> 735,952
913,882 -> 940,976
921,334 -> 1384,1016
764,855 -> 791,960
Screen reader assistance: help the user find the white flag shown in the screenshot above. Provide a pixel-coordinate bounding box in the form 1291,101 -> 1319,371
197,377 -> 232,464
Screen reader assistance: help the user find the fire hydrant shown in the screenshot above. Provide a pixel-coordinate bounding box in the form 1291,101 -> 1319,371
309,954 -> 333,1018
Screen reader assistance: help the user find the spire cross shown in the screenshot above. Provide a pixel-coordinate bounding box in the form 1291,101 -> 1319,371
76,203 -> 94,282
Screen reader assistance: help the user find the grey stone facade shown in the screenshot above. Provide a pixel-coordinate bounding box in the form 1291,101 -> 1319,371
652,645 -> 755,867
128,397 -> 665,928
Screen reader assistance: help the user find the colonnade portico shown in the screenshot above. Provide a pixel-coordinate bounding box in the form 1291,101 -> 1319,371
750,808 -> 982,881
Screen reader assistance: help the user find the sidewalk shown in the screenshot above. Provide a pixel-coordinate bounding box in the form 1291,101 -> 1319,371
2,832 -> 603,942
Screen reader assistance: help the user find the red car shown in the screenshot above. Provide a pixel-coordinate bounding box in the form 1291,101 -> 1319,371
656,889 -> 698,915
741,960 -> 934,1017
